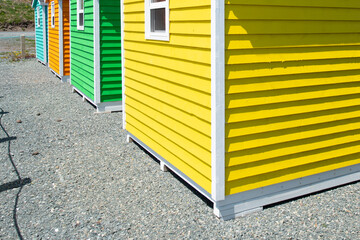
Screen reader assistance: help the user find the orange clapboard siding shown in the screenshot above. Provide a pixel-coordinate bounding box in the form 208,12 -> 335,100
47,0 -> 60,74
46,0 -> 70,77
62,0 -> 70,76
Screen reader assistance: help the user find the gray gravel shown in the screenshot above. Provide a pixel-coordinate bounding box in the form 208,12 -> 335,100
0,59 -> 359,239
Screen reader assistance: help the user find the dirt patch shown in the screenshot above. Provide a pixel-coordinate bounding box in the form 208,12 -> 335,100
0,0 -> 34,31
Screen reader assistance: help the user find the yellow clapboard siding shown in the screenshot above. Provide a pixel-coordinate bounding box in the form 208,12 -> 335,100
125,50 -> 211,79
226,155 -> 360,195
226,129 -> 360,167
226,0 -> 360,9
126,121 -> 212,193
226,20 -> 360,35
226,59 -> 360,80
225,1 -> 360,196
124,0 -> 212,193
226,34 -> 360,50
171,8 -> 211,21
124,32 -> 211,49
125,77 -> 211,122
125,68 -> 211,107
127,97 -> 211,148
126,104 -> 211,166
227,140 -> 360,181
227,83 -> 360,109
125,87 -> 211,135
227,46 -> 360,65
226,5 -> 360,21
226,94 -> 360,123
226,70 -> 360,94
125,41 -> 211,64
125,59 -> 211,92
227,118 -> 360,152
226,106 -> 360,138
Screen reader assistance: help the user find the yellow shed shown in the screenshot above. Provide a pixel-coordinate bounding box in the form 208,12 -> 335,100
46,0 -> 70,82
121,0 -> 360,220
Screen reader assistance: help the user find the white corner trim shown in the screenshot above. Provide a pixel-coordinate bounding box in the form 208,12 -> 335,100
121,0 -> 126,129
59,0 -> 64,77
211,0 -> 225,201
94,0 -> 101,104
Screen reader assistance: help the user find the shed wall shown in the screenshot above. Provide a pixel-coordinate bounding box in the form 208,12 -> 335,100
70,0 -> 95,100
48,0 -> 60,74
35,2 -> 45,62
123,0 -> 212,193
224,0 -> 360,195
99,0 -> 122,103
63,0 -> 70,76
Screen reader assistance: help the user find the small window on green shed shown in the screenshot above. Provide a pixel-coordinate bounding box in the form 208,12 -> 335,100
37,7 -> 41,27
51,1 -> 55,28
145,0 -> 169,41
77,0 -> 84,30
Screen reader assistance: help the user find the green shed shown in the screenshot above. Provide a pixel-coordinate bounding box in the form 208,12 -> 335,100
70,0 -> 122,112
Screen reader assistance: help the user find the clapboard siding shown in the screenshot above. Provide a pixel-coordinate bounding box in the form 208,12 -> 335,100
35,2 -> 44,62
124,0 -> 212,193
63,0 -> 70,76
48,0 -> 60,74
99,0 -> 122,102
225,0 -> 360,195
70,0 -> 95,100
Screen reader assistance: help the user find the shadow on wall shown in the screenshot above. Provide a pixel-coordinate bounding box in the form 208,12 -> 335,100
223,2 -> 360,195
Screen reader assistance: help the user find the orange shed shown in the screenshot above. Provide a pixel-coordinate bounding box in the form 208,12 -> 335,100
46,0 -> 70,82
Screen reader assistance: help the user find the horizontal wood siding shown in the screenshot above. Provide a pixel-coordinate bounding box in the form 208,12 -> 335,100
63,0 -> 70,76
48,0 -> 60,74
99,0 -> 122,103
35,3 -> 45,62
124,0 -> 212,193
225,0 -> 360,195
70,0 -> 95,100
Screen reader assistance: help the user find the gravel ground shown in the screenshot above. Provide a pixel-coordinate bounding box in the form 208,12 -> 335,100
0,59 -> 359,239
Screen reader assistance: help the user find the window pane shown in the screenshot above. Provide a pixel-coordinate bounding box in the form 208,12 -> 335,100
79,13 -> 84,27
151,8 -> 165,32
79,0 -> 84,10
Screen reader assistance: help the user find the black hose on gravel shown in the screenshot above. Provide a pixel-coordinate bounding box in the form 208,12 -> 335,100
0,107 -> 31,240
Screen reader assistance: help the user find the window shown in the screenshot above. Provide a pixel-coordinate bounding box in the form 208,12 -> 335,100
145,0 -> 169,41
37,7 -> 40,27
51,2 -> 55,28
77,0 -> 84,30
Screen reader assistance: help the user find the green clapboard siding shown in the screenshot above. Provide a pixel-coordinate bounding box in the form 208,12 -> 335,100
99,0 -> 122,102
70,0 -> 95,101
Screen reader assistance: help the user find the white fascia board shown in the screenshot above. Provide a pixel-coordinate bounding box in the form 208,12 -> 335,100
211,0 -> 225,201
121,0 -> 126,129
94,0 -> 101,104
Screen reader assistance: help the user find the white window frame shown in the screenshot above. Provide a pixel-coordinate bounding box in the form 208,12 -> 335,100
77,0 -> 85,30
51,1 -> 55,28
37,7 -> 41,27
145,0 -> 169,41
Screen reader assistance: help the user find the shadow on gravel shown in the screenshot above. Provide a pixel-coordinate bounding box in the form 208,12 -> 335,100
0,107 -> 31,240
132,141 -> 214,208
